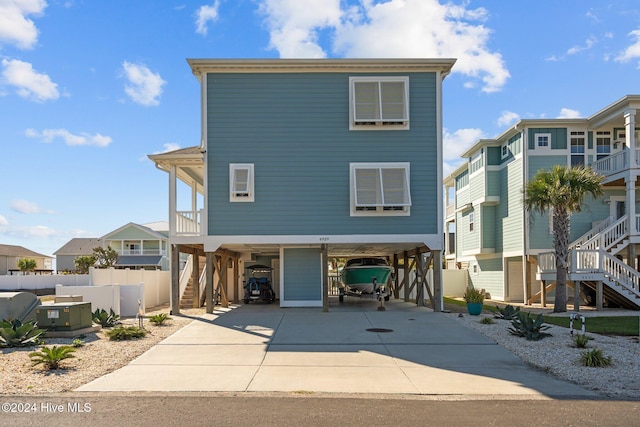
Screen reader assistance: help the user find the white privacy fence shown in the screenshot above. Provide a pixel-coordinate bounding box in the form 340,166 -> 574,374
0,274 -> 89,290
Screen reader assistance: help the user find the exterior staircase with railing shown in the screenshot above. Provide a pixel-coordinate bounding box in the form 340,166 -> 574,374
179,255 -> 207,309
538,215 -> 640,309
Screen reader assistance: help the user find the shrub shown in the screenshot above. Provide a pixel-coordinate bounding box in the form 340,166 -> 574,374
573,334 -> 589,349
148,313 -> 171,326
579,348 -> 612,367
0,319 -> 46,348
494,304 -> 521,320
480,317 -> 495,324
71,338 -> 84,348
508,312 -> 552,341
29,345 -> 76,370
463,288 -> 485,304
105,326 -> 146,341
92,308 -> 120,328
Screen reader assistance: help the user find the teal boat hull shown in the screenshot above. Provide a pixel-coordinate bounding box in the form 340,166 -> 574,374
341,258 -> 393,294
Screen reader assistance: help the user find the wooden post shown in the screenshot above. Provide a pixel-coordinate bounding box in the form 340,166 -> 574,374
170,244 -> 180,315
221,251 -> 229,308
416,251 -> 424,307
234,254 -> 240,304
596,281 -> 603,311
321,244 -> 329,312
393,254 -> 399,299
192,254 -> 200,308
433,250 -> 442,312
205,252 -> 214,314
573,281 -> 580,312
403,251 -> 410,302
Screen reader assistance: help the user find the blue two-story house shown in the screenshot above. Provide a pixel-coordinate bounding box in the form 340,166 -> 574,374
150,58 -> 456,312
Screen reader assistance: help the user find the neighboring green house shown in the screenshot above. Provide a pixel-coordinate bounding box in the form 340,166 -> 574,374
149,58 -> 456,311
444,95 -> 640,309
54,222 -> 170,272
0,244 -> 53,275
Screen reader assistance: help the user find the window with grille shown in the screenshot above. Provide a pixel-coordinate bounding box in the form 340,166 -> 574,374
596,131 -> 611,160
349,77 -> 409,130
229,163 -> 254,202
535,133 -> 551,149
350,163 -> 411,216
570,131 -> 585,167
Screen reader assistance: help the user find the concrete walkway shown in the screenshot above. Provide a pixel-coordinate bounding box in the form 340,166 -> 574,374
77,299 -> 596,397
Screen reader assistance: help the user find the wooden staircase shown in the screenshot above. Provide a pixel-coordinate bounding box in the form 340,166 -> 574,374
180,255 -> 206,309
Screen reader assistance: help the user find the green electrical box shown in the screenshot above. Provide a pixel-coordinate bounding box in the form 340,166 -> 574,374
36,302 -> 92,331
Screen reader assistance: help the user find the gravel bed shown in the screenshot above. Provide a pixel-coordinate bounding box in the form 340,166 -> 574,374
0,307 -> 201,395
447,312 -> 640,399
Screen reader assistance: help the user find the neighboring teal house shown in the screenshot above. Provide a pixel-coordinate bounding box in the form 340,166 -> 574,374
101,222 -> 170,271
149,58 -> 456,311
444,95 -> 640,310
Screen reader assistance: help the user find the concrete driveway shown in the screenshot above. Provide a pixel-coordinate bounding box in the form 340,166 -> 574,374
77,298 -> 595,398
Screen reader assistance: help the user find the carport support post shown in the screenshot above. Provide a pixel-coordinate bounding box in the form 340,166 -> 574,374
433,250 -> 443,312
205,252 -> 214,314
321,244 -> 329,312
573,280 -> 580,312
170,244 -> 180,315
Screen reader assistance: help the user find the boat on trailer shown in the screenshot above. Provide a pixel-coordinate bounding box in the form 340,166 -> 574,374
340,257 -> 393,296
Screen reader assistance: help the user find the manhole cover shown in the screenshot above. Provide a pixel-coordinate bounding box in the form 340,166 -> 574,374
366,328 -> 393,333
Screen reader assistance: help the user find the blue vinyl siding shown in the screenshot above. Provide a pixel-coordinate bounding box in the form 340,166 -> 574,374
283,248 -> 321,301
487,147 -> 501,165
528,128 -> 567,150
469,256 -> 503,300
206,72 -> 440,236
482,206 -> 496,249
499,157 -> 523,252
486,171 -> 500,197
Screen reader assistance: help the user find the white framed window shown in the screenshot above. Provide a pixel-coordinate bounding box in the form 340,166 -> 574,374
350,162 -> 411,216
229,163 -> 254,202
349,76 -> 409,130
570,131 -> 585,167
469,211 -> 475,232
596,131 -> 611,160
501,143 -> 509,159
535,133 -> 551,149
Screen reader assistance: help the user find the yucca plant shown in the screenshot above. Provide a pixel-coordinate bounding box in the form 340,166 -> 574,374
573,334 -> 590,349
508,312 -> 552,341
148,313 -> 171,326
29,345 -> 76,370
0,319 -> 46,348
494,304 -> 521,320
92,308 -> 121,328
105,326 -> 146,341
579,348 -> 612,367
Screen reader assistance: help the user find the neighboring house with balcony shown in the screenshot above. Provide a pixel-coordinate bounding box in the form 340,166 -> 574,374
443,95 -> 640,310
53,238 -> 103,273
149,58 -> 456,312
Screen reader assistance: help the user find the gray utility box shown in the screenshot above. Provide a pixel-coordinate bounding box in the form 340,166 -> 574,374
36,302 -> 92,331
54,295 -> 83,303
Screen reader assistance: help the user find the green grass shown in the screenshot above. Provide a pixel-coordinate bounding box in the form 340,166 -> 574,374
443,297 -> 639,336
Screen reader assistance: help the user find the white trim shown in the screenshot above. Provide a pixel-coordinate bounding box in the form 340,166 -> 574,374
229,163 -> 254,202
349,76 -> 409,130
534,133 -> 551,150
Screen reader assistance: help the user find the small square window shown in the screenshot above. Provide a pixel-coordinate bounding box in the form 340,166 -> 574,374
230,163 -> 254,202
535,133 -> 551,149
349,77 -> 409,130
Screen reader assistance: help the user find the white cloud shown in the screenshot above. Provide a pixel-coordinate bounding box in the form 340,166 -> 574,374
195,1 -> 220,35
121,61 -> 166,106
11,199 -> 41,214
258,0 -> 342,58
258,0 -> 510,92
615,29 -> 640,67
1,58 -> 59,102
0,0 -> 47,49
25,128 -> 112,147
497,110 -> 520,127
442,128 -> 484,177
2,225 -> 57,239
161,143 -> 181,152
567,36 -> 596,55
0,214 -> 8,226
558,108 -> 581,119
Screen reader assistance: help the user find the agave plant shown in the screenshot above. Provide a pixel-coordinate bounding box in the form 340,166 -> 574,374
29,345 -> 76,370
494,304 -> 521,320
148,313 -> 171,326
508,312 -> 552,341
0,319 -> 46,348
92,308 -> 121,328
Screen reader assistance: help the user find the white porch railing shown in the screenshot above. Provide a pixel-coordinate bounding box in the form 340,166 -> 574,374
176,210 -> 201,236
117,249 -> 166,256
575,215 -> 628,252
570,216 -> 613,249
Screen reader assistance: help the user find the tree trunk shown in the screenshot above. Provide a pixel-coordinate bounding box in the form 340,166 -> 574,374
553,208 -> 570,312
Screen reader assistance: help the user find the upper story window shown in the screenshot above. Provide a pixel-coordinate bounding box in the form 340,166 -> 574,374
570,131 -> 585,167
350,162 -> 411,216
349,77 -> 409,130
501,144 -> 509,159
469,149 -> 484,174
469,211 -> 475,232
596,131 -> 611,160
535,133 -> 551,149
230,163 -> 254,202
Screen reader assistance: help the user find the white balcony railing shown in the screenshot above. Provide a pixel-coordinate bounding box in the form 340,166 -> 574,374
176,210 -> 201,236
117,249 -> 166,256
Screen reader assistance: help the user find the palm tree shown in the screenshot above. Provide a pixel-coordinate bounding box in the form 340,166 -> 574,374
524,165 -> 604,312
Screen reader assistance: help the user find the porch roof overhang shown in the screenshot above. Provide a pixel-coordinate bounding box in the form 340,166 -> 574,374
148,146 -> 204,193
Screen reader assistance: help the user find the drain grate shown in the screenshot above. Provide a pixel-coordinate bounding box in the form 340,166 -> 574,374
366,328 -> 393,333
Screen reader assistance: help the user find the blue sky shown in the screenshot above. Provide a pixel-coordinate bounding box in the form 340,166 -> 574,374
1,0 -> 640,259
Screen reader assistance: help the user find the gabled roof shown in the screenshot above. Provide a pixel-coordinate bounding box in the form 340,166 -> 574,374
0,244 -> 52,259
53,238 -> 102,256
101,222 -> 168,241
